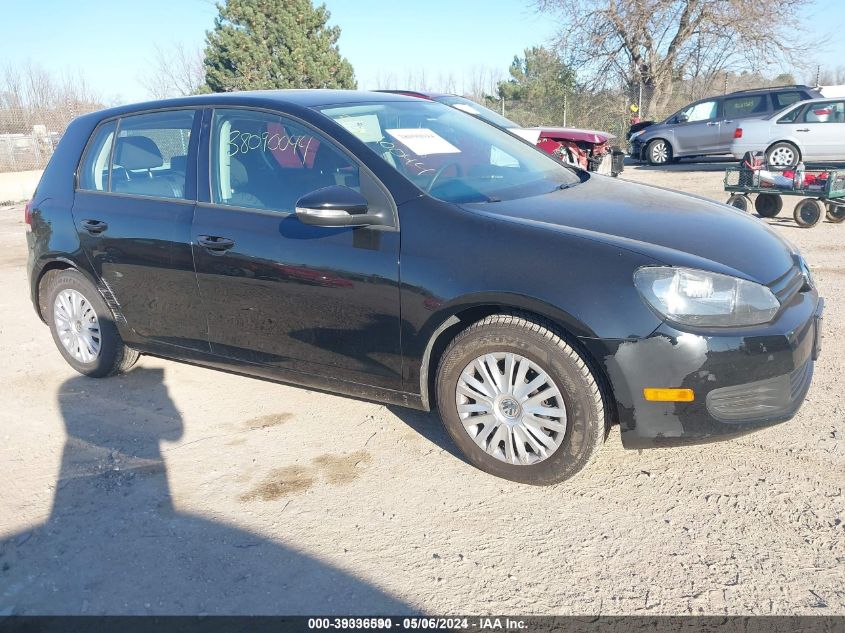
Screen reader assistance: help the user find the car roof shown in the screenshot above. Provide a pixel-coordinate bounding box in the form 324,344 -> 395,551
78,89 -> 423,123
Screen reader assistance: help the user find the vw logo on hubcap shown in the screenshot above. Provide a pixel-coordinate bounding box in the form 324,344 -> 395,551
499,397 -> 521,419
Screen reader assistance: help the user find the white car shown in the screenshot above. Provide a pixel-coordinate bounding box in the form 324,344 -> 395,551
731,97 -> 845,167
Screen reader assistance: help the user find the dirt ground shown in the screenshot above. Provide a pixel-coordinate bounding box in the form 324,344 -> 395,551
1,161 -> 843,615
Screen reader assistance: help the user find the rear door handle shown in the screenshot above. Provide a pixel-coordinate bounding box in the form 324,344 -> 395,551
197,235 -> 235,254
796,128 -> 810,132
80,219 -> 108,235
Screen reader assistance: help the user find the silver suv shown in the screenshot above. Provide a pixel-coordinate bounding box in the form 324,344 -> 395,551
630,85 -> 823,165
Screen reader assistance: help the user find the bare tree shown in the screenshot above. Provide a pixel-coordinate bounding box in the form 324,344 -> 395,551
464,65 -> 504,102
536,0 -> 816,115
814,65 -> 845,86
1,62 -> 103,134
140,43 -> 206,99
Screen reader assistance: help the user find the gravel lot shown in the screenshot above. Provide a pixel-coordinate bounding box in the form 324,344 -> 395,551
1,161 -> 843,615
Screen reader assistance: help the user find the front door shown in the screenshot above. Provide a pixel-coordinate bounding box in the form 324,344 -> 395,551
191,108 -> 403,390
71,108 -> 208,351
672,100 -> 720,154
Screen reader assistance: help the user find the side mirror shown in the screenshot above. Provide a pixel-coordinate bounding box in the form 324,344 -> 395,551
295,185 -> 373,227
676,114 -> 689,124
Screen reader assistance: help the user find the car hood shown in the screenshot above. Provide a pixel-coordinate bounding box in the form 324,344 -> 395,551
527,127 -> 615,144
461,175 -> 796,284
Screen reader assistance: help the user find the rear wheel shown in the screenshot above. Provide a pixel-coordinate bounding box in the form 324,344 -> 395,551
646,139 -> 671,166
826,201 -> 845,223
726,194 -> 749,212
754,193 -> 783,218
766,142 -> 800,168
45,270 -> 139,377
793,199 -> 823,228
435,314 -> 606,485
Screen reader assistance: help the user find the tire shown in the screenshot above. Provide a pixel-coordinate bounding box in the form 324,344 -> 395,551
646,139 -> 671,166
793,198 -> 823,228
44,269 -> 139,377
435,313 -> 606,485
754,193 -> 783,218
766,142 -> 800,168
826,202 -> 845,223
726,194 -> 749,212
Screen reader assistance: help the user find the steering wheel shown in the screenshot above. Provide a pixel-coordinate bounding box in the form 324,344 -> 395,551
426,162 -> 463,192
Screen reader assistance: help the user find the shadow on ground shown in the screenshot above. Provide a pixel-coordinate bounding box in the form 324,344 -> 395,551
0,367 -> 413,615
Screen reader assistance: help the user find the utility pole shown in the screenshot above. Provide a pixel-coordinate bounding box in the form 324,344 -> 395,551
563,92 -> 567,127
637,83 -> 643,116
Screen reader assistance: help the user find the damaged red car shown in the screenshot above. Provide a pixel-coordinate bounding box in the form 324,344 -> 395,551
378,90 -> 624,176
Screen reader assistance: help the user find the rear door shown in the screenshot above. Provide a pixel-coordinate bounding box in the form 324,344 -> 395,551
71,108 -> 208,351
799,100 -> 845,160
672,100 -> 720,154
191,107 -> 403,390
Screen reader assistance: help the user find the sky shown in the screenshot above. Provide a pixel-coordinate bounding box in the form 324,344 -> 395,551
1,0 -> 844,104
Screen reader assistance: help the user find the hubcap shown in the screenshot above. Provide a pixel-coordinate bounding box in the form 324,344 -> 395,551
769,147 -> 795,166
53,289 -> 101,363
455,352 -> 567,466
651,142 -> 668,163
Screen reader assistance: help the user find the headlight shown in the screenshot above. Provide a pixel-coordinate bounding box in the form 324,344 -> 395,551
634,267 -> 780,327
630,130 -> 644,140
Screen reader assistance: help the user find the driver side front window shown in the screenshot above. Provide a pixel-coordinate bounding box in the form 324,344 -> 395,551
680,101 -> 717,123
210,108 -> 360,212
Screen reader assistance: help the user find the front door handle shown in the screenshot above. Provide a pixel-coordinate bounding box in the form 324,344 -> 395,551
197,235 -> 235,254
80,219 -> 108,235
796,128 -> 810,132
706,121 -> 719,126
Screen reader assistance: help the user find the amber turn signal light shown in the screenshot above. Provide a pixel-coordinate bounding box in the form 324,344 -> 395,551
643,388 -> 695,402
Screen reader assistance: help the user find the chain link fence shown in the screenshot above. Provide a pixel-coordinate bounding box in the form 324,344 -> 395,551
0,105 -> 100,172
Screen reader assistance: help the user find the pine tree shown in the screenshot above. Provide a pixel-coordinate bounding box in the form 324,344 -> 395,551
203,0 -> 356,92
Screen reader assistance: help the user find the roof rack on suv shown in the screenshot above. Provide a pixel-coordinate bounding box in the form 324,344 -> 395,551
726,85 -> 813,96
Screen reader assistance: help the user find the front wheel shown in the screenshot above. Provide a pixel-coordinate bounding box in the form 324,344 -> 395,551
435,314 -> 606,485
45,270 -> 139,377
646,139 -> 671,166
766,142 -> 800,168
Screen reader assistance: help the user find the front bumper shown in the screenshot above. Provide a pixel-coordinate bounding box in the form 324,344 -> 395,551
629,139 -> 645,161
580,288 -> 823,448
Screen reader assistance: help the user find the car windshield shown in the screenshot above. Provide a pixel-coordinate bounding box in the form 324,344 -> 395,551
434,95 -> 520,129
317,101 -> 579,203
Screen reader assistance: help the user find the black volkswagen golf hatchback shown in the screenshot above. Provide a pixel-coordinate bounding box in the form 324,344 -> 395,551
26,90 -> 823,484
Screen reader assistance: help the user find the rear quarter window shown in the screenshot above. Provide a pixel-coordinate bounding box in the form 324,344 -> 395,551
773,92 -> 803,109
77,120 -> 116,192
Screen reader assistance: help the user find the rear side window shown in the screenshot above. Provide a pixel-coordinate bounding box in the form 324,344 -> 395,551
78,121 -> 116,191
723,95 -> 768,118
111,110 -> 196,199
210,108 -> 360,212
773,91 -> 803,109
